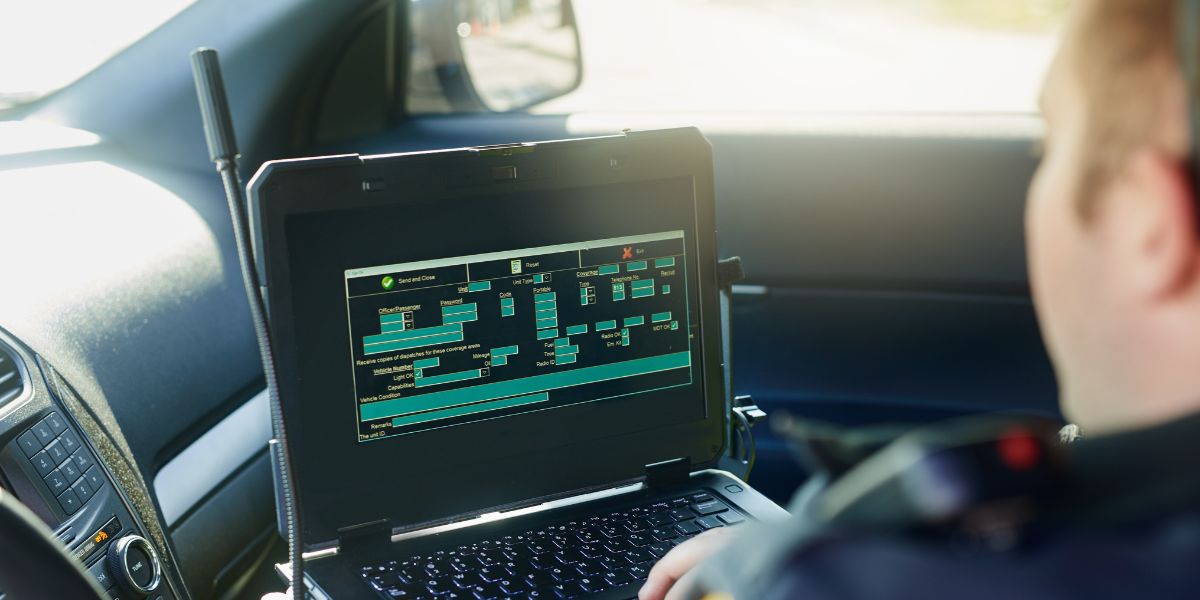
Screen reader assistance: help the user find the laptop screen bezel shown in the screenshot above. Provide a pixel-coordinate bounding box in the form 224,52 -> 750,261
250,129 -> 727,550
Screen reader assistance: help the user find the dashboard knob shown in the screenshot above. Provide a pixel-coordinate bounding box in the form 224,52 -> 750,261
106,534 -> 161,598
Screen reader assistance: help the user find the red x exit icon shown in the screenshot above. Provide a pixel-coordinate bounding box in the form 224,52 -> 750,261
621,247 -> 633,259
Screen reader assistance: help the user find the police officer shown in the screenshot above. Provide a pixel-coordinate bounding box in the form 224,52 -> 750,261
641,0 -> 1200,598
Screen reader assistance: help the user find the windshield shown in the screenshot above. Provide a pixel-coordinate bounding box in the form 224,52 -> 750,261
535,0 -> 1066,115
0,0 -> 198,109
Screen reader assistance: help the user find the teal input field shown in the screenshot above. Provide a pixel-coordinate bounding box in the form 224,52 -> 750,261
651,312 -> 672,323
534,292 -> 556,302
537,329 -> 558,340
443,311 -> 478,324
390,392 -> 549,427
555,345 -> 579,355
380,313 -> 406,324
490,345 -> 519,357
598,264 -> 619,275
554,338 -> 570,347
413,357 -> 440,369
364,330 -> 463,355
364,323 -> 461,346
631,288 -> 655,299
415,368 -> 482,388
565,324 -> 588,336
467,281 -> 492,292
654,257 -> 675,268
556,355 -> 577,365
624,316 -> 645,327
596,320 -> 617,331
363,351 -> 690,420
631,278 -> 655,289
442,303 -> 477,315
626,260 -> 647,272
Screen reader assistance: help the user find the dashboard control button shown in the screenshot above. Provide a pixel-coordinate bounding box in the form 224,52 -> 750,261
44,412 -> 69,435
125,546 -> 154,589
31,450 -> 56,476
59,429 -> 82,454
61,460 -> 82,482
58,488 -> 82,514
107,535 -> 162,598
83,466 -> 106,491
45,469 -> 69,494
89,557 -> 116,590
72,448 -> 96,472
72,476 -> 96,503
45,440 -> 69,464
17,430 -> 43,456
31,421 -> 54,444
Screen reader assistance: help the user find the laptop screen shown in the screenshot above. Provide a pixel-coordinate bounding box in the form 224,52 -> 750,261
344,230 -> 694,442
261,132 -> 724,546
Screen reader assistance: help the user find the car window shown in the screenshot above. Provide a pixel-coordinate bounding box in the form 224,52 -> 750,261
0,0 -> 199,109
537,0 -> 1066,115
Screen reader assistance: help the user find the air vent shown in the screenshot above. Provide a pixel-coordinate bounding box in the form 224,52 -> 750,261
0,344 -> 24,406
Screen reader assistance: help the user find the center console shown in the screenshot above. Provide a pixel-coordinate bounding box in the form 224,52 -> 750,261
0,334 -> 178,599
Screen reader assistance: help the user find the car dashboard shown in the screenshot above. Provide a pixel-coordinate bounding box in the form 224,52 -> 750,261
0,121 -> 279,599
0,330 -> 180,599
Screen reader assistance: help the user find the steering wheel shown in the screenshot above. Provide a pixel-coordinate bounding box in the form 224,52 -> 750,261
0,488 -> 105,598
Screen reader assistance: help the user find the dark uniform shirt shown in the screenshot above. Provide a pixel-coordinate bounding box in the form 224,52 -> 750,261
693,412 -> 1200,599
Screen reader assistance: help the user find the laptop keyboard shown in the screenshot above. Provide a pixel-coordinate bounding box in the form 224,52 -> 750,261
360,491 -> 747,599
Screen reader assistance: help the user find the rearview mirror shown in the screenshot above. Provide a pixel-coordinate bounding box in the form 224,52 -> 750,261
410,0 -> 582,112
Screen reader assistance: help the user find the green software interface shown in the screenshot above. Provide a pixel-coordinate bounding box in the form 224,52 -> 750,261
345,231 -> 694,441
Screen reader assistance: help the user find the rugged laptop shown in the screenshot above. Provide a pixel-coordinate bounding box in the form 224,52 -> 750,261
248,127 -> 787,599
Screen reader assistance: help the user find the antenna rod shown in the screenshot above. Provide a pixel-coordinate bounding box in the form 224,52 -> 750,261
189,47 -> 305,600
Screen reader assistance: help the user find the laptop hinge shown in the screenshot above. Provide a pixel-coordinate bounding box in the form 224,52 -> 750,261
337,519 -> 392,553
716,256 -> 745,291
645,457 -> 691,489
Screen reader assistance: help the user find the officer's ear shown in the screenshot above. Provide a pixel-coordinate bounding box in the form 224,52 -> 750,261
1098,146 -> 1200,302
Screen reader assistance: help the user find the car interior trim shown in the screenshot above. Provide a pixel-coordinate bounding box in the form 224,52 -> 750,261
153,389 -> 270,526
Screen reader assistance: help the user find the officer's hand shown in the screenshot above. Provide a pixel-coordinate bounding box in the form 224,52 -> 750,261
638,528 -> 736,600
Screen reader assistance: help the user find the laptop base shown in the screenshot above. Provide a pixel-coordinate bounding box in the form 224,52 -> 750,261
285,470 -> 786,599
